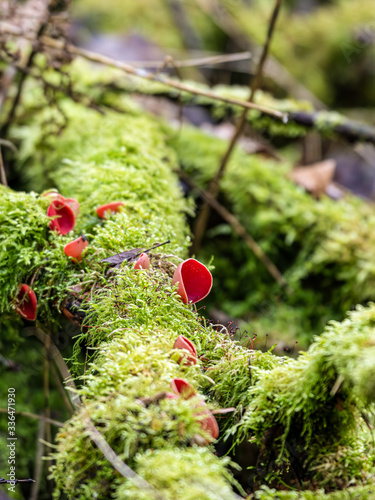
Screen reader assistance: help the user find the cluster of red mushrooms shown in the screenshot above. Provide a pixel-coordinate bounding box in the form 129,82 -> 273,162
14,194 -> 218,441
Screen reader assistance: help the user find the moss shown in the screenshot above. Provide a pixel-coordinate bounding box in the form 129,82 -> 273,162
232,304 -> 375,488
115,448 -> 239,500
254,484 -> 375,500
4,88 -> 375,498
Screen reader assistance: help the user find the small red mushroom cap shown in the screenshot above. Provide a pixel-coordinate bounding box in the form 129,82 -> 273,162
133,253 -> 150,271
64,198 -> 80,217
43,192 -> 80,216
172,259 -> 213,304
96,202 -> 125,219
195,407 -> 219,441
64,236 -> 89,262
173,335 -> 197,366
14,284 -> 37,321
165,392 -> 179,400
170,378 -> 197,399
47,199 -> 75,235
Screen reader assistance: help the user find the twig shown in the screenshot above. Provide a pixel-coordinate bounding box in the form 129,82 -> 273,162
289,110 -> 375,144
29,417 -> 45,500
195,0 -> 325,109
192,0 -> 284,254
0,54 -> 107,115
0,145 -> 7,186
0,408 -> 63,427
23,326 -> 81,409
1,27 -> 286,120
0,478 -> 35,484
127,51 -> 252,69
44,330 -> 52,446
0,11 -> 50,139
83,412 -> 167,500
177,169 -> 290,291
50,362 -> 74,415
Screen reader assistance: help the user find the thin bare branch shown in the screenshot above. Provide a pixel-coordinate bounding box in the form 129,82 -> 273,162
192,0 -> 284,254
0,408 -> 63,427
50,361 -> 74,415
0,146 -> 7,186
1,26 -> 287,121
83,412 -> 167,500
23,326 -> 81,409
128,51 -> 252,69
29,417 -> 45,500
177,169 -> 290,292
0,4 -> 51,139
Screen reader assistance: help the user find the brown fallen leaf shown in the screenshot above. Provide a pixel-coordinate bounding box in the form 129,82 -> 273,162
289,159 -> 336,198
100,240 -> 170,267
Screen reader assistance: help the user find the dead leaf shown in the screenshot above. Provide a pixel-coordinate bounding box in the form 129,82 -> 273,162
289,159 -> 336,197
101,248 -> 143,267
100,240 -> 170,267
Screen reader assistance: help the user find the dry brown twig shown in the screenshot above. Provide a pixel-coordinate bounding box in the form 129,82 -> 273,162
0,408 -> 63,427
177,169 -> 290,292
192,0 -> 284,254
0,24 -> 287,120
83,412 -> 167,500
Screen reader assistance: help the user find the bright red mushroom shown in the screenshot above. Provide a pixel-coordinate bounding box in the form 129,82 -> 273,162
64,198 -> 80,217
96,202 -> 125,219
165,392 -> 179,400
47,199 -> 75,235
133,253 -> 150,271
172,258 -> 213,304
14,284 -> 37,321
173,335 -> 197,366
64,236 -> 89,262
195,406 -> 219,441
170,378 -> 197,399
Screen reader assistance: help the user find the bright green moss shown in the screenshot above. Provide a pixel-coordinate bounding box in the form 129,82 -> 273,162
232,304 -> 375,488
115,448 -> 239,500
255,484 -> 375,500
4,85 -> 375,498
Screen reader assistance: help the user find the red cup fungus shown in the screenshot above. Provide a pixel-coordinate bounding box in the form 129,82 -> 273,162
96,202 -> 125,219
47,199 -> 75,235
194,406 -> 219,441
165,392 -> 179,400
64,198 -> 80,217
170,378 -> 197,399
172,258 -> 213,304
173,335 -> 197,365
43,192 -> 80,216
133,253 -> 150,270
14,284 -> 37,321
168,378 -> 219,442
64,236 -> 89,262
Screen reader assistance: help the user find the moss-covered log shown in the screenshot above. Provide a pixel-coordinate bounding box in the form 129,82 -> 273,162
1,99 -> 375,499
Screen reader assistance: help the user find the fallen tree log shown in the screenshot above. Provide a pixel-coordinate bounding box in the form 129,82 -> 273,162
1,99 -> 375,499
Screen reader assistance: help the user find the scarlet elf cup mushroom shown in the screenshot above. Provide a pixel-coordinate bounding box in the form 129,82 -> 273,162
169,378 -> 219,441
173,335 -> 197,365
172,259 -> 212,304
64,236 -> 89,262
133,253 -> 150,270
14,284 -> 37,321
96,202 -> 125,219
47,199 -> 75,235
